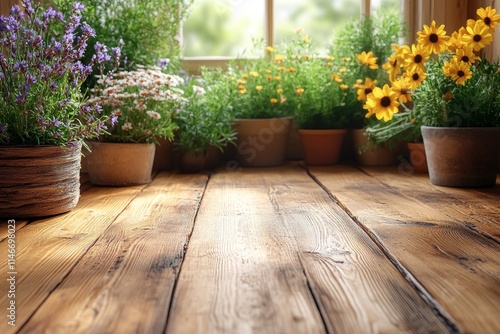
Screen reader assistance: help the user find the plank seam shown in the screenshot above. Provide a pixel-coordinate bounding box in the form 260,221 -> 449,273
163,171 -> 212,332
303,166 -> 462,334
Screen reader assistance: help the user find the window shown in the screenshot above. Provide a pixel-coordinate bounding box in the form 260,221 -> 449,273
181,0 -> 403,72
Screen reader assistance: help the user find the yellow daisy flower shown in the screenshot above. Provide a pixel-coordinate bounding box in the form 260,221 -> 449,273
443,60 -> 472,85
249,71 -> 259,77
447,30 -> 465,52
296,87 -> 305,95
383,53 -> 402,82
330,73 -> 342,83
477,6 -> 500,33
356,77 -> 378,101
356,51 -> 379,69
256,85 -> 263,91
340,84 -> 349,90
391,78 -> 412,103
265,46 -> 274,54
417,20 -> 450,54
404,43 -> 431,72
288,67 -> 296,73
462,20 -> 493,51
326,55 -> 335,61
277,87 -> 283,94
270,98 -> 278,104
274,76 -> 281,81
275,54 -> 286,63
454,45 -> 480,64
363,84 -> 400,122
278,66 -> 286,72
403,68 -> 427,89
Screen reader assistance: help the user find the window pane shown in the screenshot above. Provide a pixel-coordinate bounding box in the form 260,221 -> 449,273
182,0 -> 265,57
371,0 -> 401,14
274,0 -> 361,55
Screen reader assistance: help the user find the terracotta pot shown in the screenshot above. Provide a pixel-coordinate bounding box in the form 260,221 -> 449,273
86,142 -> 155,186
232,117 -> 291,167
285,118 -> 304,161
407,142 -> 428,173
153,137 -> 175,171
179,152 -> 207,173
0,142 -> 81,218
298,129 -> 347,165
351,129 -> 402,166
421,126 -> 500,187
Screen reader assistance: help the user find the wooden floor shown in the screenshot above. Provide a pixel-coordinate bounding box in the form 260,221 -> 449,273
1,164 -> 499,334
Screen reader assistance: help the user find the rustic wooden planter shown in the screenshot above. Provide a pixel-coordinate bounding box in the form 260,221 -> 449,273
0,142 -> 82,218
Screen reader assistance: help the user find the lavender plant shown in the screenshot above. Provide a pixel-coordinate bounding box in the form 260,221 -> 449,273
0,0 -> 119,146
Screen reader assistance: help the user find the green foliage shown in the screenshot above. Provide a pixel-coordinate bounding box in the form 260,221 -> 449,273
173,69 -> 236,154
46,0 -> 192,90
414,57 -> 500,127
331,10 -> 407,128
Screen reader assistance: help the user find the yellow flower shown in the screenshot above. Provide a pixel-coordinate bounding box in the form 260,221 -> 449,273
391,78 -> 412,103
462,20 -> 493,51
404,43 -> 431,72
270,98 -> 278,104
274,76 -> 281,81
275,54 -> 286,63
356,51 -> 379,69
447,30 -> 465,52
265,69 -> 272,73
238,87 -> 247,94
302,35 -> 311,43
241,74 -> 248,79
302,55 -> 311,60
340,84 -> 349,90
250,71 -> 259,77
443,59 -> 472,85
403,67 -> 427,89
237,79 -> 247,85
330,73 -> 342,83
363,84 -> 400,122
477,6 -> 500,33
266,75 -> 273,81
287,67 -> 296,73
327,62 -> 333,67
326,55 -> 335,61
296,87 -> 305,95
383,53 -> 402,82
277,87 -> 283,94
417,20 -> 450,54
265,46 -> 274,54
278,66 -> 286,72
342,57 -> 351,62
256,85 -> 263,91
292,54 -> 301,59
454,45 -> 479,64
280,96 -> 287,104
356,77 -> 378,101
339,66 -> 347,73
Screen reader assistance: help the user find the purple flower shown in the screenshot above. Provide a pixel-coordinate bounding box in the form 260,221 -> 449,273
26,74 -> 37,84
81,22 -> 95,37
53,132 -> 61,138
73,2 -> 85,13
52,117 -> 63,127
50,82 -> 58,91
59,99 -> 70,107
110,114 -> 118,126
157,58 -> 170,69
62,32 -> 74,46
93,42 -> 110,64
13,61 -> 28,73
111,47 -> 121,60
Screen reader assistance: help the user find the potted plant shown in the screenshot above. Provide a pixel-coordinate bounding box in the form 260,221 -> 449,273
86,65 -> 184,185
278,30 -> 350,166
227,42 -> 295,167
0,1 -> 119,218
363,6 -> 500,187
173,70 -> 236,173
332,10 -> 408,166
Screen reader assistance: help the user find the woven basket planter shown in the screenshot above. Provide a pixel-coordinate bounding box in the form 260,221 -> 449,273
0,142 -> 82,218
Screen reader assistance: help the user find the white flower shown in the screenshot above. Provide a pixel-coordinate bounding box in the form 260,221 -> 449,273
193,85 -> 206,95
122,122 -> 133,131
146,110 -> 161,119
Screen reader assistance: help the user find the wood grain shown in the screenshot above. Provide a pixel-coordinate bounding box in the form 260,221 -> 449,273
19,173 -> 208,334
309,165 -> 500,334
0,183 -> 148,334
167,167 -> 449,334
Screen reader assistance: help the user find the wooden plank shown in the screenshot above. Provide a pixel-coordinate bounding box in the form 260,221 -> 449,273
19,172 -> 208,333
167,167 -> 449,333
0,220 -> 27,242
0,183 -> 148,334
309,165 -> 500,334
361,167 -> 500,241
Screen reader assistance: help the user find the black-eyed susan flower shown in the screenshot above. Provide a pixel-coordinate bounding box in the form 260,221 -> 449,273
288,67 -> 296,73
417,20 -> 450,54
443,59 -> 472,85
462,20 -> 493,51
296,87 -> 305,95
477,6 -> 500,33
274,54 -> 286,63
356,77 -> 378,101
454,45 -> 479,64
404,44 -> 431,72
383,53 -> 403,82
356,51 -> 379,69
403,68 -> 427,89
390,78 -> 412,103
447,30 -> 466,51
363,84 -> 400,122
270,98 -> 278,104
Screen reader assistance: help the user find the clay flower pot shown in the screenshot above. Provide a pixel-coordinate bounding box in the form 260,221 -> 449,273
407,142 -> 428,173
298,129 -> 347,166
351,129 -> 402,166
421,126 -> 500,187
232,117 -> 292,167
86,142 -> 156,186
0,142 -> 82,218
